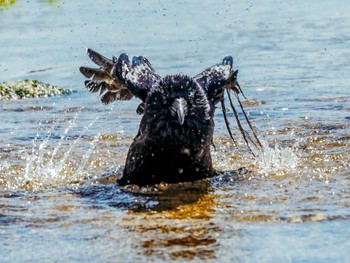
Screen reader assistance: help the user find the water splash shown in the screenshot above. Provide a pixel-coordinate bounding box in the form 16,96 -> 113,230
17,111 -> 101,190
0,102 -> 125,192
252,139 -> 300,177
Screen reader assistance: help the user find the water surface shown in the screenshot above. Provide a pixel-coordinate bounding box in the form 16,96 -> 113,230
1,1 -> 349,262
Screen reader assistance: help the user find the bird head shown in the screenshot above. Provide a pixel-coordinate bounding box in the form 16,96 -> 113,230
145,74 -> 212,127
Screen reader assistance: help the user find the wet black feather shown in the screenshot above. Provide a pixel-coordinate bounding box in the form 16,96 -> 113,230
80,49 -> 261,186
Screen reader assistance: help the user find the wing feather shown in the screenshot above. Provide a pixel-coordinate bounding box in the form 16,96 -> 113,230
80,67 -> 110,81
194,56 -> 262,153
86,48 -> 113,70
101,90 -> 118,105
194,56 -> 233,91
123,56 -> 161,101
84,80 -> 108,94
80,49 -> 162,105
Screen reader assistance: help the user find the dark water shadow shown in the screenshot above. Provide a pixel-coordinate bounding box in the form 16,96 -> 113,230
77,168 -> 246,213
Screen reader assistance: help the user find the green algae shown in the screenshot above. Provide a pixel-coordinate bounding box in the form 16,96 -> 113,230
0,80 -> 71,100
0,0 -> 16,7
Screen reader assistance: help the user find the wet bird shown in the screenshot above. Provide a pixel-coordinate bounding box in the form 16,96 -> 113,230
80,49 -> 260,186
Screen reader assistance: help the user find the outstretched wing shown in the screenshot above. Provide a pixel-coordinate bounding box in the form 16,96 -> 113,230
194,56 -> 262,153
79,48 -> 161,105
194,56 -> 243,104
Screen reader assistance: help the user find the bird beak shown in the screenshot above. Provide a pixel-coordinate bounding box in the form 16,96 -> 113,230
171,98 -> 188,125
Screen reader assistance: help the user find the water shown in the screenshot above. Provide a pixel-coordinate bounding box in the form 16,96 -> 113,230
1,1 -> 350,262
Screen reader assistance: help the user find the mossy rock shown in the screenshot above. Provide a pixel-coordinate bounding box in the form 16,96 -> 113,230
0,0 -> 16,7
0,80 -> 72,100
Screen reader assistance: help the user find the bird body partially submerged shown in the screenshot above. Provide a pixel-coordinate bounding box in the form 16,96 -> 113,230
80,49 -> 260,186
120,74 -> 216,185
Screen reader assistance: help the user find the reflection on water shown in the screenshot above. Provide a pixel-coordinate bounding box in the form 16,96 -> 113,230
1,0 -> 350,262
126,195 -> 218,261
78,180 -> 219,260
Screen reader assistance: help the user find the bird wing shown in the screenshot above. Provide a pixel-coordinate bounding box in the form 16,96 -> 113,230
193,56 -> 243,103
194,56 -> 262,153
80,48 -> 161,104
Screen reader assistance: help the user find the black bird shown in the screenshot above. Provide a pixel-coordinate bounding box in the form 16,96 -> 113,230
80,49 -> 260,186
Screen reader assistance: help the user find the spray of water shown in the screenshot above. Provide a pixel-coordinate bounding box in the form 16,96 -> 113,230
252,139 -> 300,177
2,102 -> 121,192
241,107 -> 301,177
18,111 -> 100,190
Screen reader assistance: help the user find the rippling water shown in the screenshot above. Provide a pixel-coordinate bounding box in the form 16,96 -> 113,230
1,1 -> 350,262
